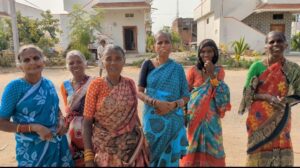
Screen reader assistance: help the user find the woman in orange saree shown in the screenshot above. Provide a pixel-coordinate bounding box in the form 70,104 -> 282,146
82,45 -> 149,167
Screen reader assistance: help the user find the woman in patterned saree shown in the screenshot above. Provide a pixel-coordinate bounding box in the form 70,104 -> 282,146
0,45 -> 73,167
82,44 -> 149,167
238,31 -> 300,166
60,50 -> 93,166
180,39 -> 231,167
137,31 -> 190,167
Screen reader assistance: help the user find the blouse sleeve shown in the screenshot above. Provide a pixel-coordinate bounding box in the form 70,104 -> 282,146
179,65 -> 190,98
60,83 -> 68,106
244,61 -> 261,88
217,66 -> 225,81
0,81 -> 22,119
83,80 -> 99,119
186,67 -> 194,91
138,60 -> 150,88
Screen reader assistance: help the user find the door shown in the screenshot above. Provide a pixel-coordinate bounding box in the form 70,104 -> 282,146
270,24 -> 285,33
123,26 -> 137,51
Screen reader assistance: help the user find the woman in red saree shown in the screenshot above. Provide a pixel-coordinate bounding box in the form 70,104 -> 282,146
60,50 -> 93,166
239,31 -> 300,166
83,45 -> 149,167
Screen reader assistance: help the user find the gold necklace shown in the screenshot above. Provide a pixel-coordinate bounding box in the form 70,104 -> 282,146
71,75 -> 88,88
156,57 -> 161,66
106,76 -> 121,87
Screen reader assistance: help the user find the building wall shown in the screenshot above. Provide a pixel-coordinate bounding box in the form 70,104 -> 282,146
292,22 -> 300,35
53,14 -> 70,50
261,0 -> 300,4
0,0 -> 9,16
101,9 -> 146,53
196,13 -> 220,45
15,3 -> 43,19
243,12 -> 293,47
222,0 -> 257,20
172,18 -> 197,45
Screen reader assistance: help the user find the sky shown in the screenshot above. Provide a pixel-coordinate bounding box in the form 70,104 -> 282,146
151,0 -> 199,33
15,0 -> 200,33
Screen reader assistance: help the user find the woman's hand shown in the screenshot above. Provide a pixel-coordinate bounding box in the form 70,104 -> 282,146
204,60 -> 215,76
30,124 -> 53,141
56,117 -> 68,136
155,101 -> 176,115
268,95 -> 285,110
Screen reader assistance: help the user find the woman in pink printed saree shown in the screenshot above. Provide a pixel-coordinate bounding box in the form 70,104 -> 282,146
60,50 -> 93,166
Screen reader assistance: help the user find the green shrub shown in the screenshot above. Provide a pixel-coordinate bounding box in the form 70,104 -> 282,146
231,37 -> 249,62
219,56 -> 258,69
129,58 -> 145,68
291,32 -> 300,51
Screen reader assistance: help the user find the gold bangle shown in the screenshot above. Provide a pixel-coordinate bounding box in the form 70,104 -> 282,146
84,153 -> 95,157
84,152 -> 94,156
84,149 -> 93,152
84,156 -> 95,162
28,125 -> 31,133
84,151 -> 95,157
16,124 -> 20,133
84,154 -> 95,159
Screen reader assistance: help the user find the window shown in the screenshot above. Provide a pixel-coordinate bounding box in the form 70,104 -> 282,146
206,18 -> 209,24
125,13 -> 134,18
273,14 -> 283,20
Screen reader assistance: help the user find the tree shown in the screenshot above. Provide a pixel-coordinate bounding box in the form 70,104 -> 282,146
0,19 -> 11,51
68,4 -> 103,59
146,33 -> 155,52
291,32 -> 300,51
160,26 -> 182,51
8,11 -> 61,56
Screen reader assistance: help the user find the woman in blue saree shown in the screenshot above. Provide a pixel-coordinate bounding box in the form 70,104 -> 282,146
0,45 -> 73,167
137,31 -> 190,167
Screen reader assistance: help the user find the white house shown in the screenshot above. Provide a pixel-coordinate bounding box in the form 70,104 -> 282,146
194,0 -> 300,52
0,0 -> 151,53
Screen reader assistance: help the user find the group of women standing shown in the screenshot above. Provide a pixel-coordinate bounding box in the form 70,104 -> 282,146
0,30 -> 299,167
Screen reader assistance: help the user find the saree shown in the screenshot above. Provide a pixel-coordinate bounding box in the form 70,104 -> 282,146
239,60 -> 300,166
180,66 -> 231,167
62,76 -> 93,166
84,77 -> 149,167
0,78 -> 73,167
143,59 -> 190,167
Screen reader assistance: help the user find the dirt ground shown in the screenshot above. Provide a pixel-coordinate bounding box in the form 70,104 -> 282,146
1,58 -> 300,166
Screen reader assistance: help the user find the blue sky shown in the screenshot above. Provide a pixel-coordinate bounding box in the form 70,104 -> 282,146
152,0 -> 199,33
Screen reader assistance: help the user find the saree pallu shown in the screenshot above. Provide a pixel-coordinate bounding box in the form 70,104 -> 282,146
14,78 -> 73,167
63,77 -> 92,166
245,62 -> 292,167
180,67 -> 231,167
143,59 -> 190,167
92,77 -> 149,167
